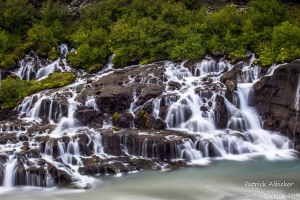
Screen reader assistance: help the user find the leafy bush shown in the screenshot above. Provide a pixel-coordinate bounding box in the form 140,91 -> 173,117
1,0 -> 300,71
0,77 -> 31,109
27,20 -> 65,58
245,0 -> 286,32
0,0 -> 35,33
40,0 -> 67,26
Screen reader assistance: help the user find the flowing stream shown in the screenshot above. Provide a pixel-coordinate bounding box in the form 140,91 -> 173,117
1,159 -> 300,200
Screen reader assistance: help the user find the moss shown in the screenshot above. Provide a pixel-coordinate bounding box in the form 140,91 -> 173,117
0,72 -> 76,109
114,126 -> 120,131
295,144 -> 300,151
253,59 -> 260,65
112,112 -> 120,125
87,63 -> 102,73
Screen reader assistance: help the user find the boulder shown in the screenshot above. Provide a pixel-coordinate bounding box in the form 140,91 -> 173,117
134,110 -> 148,128
75,106 -> 102,125
158,106 -> 169,120
153,118 -> 167,130
167,81 -> 182,90
214,95 -> 228,129
119,111 -> 134,128
136,85 -> 164,106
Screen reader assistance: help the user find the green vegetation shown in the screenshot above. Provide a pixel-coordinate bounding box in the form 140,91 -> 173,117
1,0 -> 300,70
113,112 -> 120,124
0,0 -> 67,69
68,0 -> 300,67
0,72 -> 76,109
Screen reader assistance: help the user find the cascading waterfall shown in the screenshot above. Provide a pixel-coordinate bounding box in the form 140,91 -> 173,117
0,49 -> 296,190
14,44 -> 72,81
85,96 -> 99,110
106,54 -> 115,69
153,58 -> 291,161
3,155 -> 16,187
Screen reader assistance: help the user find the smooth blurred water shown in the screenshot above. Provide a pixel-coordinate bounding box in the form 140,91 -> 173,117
1,157 -> 300,200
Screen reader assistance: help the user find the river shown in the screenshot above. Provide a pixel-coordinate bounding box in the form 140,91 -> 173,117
1,155 -> 299,200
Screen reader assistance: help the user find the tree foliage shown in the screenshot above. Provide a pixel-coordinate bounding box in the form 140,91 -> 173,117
1,0 -> 300,70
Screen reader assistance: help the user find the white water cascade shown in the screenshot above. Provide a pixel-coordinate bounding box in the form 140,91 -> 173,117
153,58 -> 292,162
0,50 -> 296,190
14,44 -> 73,80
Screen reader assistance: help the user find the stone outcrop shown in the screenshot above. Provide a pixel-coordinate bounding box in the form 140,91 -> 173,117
75,63 -> 166,125
253,60 -> 300,146
214,95 -> 228,129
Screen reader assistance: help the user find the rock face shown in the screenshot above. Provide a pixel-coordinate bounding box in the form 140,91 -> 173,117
253,60 -> 300,146
214,95 -> 228,129
75,63 -> 166,126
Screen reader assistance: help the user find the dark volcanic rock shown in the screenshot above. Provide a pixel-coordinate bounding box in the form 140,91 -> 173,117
153,118 -> 167,130
167,81 -> 182,90
0,109 -> 19,121
75,106 -> 102,125
136,85 -> 164,106
118,111 -> 134,128
158,106 -> 169,120
253,60 -> 300,145
214,95 -> 228,129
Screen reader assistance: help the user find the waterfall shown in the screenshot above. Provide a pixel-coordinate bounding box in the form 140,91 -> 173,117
0,51 -> 296,190
3,155 -> 16,187
85,96 -> 98,110
14,44 -> 72,81
106,54 -> 115,69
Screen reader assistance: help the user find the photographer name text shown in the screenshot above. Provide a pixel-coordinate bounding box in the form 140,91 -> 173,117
244,181 -> 294,187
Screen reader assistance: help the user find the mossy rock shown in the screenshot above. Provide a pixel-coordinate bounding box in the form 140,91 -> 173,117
113,112 -> 120,125
253,59 -> 260,65
0,72 -> 76,109
225,79 -> 236,92
295,144 -> 300,152
6,74 -> 20,80
135,110 -> 148,127
87,63 -> 102,73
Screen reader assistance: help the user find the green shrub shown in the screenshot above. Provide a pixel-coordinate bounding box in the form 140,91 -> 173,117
40,0 -> 67,26
48,47 -> 59,61
245,0 -> 286,32
206,5 -> 242,36
0,77 -> 32,109
287,6 -> 300,26
0,0 -> 35,33
257,21 -> 300,66
27,21 -> 65,58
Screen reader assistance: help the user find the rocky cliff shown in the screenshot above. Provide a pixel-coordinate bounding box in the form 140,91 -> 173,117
253,60 -> 300,150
